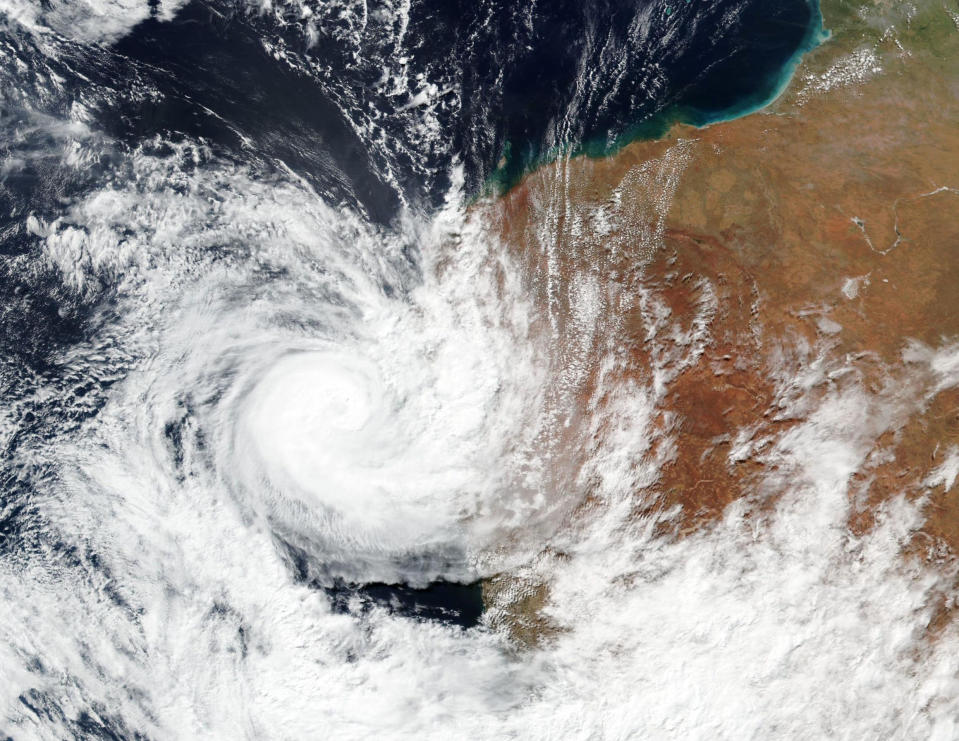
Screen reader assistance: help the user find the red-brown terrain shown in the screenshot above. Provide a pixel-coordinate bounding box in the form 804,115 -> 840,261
482,0 -> 959,642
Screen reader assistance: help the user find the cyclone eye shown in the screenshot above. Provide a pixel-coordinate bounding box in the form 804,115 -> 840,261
226,334 -> 539,588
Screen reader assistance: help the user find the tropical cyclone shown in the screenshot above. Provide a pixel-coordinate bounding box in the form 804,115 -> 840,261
4,1 -> 959,736
484,0 -> 959,642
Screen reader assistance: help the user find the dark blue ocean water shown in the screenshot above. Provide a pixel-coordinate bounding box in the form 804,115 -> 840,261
0,0 -> 825,437
0,0 -> 822,636
102,0 -> 820,216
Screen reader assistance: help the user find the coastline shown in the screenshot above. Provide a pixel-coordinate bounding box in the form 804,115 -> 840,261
482,0 -> 826,197
483,0 -> 959,644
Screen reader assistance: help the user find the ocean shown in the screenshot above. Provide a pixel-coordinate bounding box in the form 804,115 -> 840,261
12,1 -> 945,739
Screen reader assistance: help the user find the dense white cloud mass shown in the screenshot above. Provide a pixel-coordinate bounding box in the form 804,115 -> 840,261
2,1 -> 959,739
0,0 -> 187,43
0,129 -> 955,740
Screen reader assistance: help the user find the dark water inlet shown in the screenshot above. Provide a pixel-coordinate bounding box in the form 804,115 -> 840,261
280,539 -> 485,627
325,579 -> 486,628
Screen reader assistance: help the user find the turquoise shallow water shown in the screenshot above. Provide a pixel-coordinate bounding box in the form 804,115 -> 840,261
487,0 -> 826,195
672,0 -> 827,128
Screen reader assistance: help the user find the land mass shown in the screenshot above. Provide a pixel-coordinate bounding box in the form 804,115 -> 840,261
483,0 -> 959,644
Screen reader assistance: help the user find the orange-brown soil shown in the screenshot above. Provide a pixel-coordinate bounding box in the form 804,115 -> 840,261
481,0 -> 959,639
